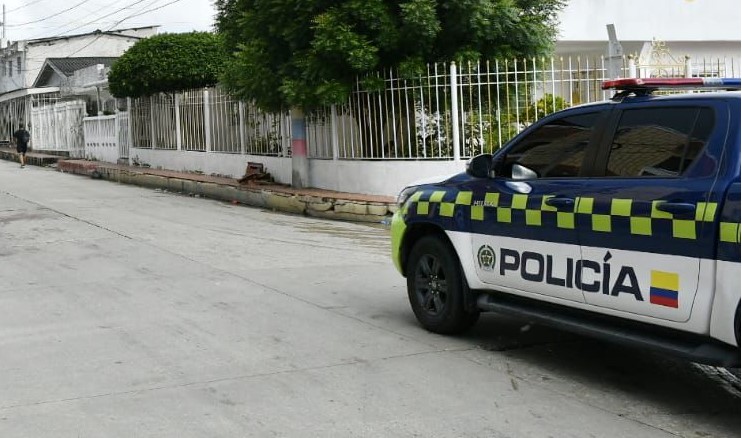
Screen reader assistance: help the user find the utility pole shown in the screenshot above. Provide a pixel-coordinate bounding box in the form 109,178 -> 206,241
606,24 -> 624,79
1,4 -> 7,48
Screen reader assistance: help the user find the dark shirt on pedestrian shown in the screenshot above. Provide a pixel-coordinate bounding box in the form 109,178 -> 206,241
13,129 -> 29,154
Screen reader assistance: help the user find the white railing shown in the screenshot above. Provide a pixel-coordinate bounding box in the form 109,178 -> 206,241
88,54 -> 738,166
83,115 -> 116,148
306,57 -> 624,160
31,100 -> 86,157
119,55 -> 739,163
128,87 -> 292,156
82,112 -> 131,162
306,55 -> 738,160
83,115 -> 116,162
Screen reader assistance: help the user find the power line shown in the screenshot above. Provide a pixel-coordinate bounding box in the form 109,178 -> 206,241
6,0 -> 50,13
24,0 -> 160,40
116,0 -> 186,25
7,0 -> 97,27
66,0 -> 186,57
58,0 -> 160,36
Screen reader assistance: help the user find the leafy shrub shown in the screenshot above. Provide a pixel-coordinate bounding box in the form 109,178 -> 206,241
519,93 -> 569,123
109,32 -> 227,98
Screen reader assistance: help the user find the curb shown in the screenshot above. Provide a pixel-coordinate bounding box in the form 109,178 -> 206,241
57,160 -> 397,224
0,148 -> 62,167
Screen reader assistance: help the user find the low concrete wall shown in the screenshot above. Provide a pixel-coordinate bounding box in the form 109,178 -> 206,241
129,148 -> 293,184
85,145 -> 119,163
125,149 -> 464,197
309,159 -> 464,197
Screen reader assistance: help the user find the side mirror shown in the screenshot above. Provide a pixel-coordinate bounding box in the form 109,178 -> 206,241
511,163 -> 538,180
466,153 -> 493,178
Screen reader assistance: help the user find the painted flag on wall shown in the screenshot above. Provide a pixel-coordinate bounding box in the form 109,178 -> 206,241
650,270 -> 679,308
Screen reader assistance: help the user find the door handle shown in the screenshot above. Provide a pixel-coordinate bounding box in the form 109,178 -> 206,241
655,202 -> 696,216
545,197 -> 575,210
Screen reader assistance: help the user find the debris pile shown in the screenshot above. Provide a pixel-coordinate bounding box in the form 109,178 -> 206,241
238,162 -> 272,184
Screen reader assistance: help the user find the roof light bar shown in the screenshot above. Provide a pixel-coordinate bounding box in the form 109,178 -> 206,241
602,78 -> 741,91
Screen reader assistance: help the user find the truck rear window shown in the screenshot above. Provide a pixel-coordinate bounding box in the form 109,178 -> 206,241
606,107 -> 714,177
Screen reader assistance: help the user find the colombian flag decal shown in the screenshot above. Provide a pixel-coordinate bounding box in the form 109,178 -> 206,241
650,270 -> 679,308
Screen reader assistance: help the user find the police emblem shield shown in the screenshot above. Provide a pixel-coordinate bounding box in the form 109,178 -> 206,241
477,245 -> 496,271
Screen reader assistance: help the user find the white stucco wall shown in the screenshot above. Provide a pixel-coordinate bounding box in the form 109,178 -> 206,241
557,0 -> 741,42
112,149 -> 464,197
309,159 -> 464,196
128,149 -> 293,184
85,145 -> 120,163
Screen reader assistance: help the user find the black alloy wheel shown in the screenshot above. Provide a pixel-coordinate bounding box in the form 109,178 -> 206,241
406,236 -> 479,334
413,253 -> 449,317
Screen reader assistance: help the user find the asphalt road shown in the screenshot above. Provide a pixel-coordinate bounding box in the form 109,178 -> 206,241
0,161 -> 739,438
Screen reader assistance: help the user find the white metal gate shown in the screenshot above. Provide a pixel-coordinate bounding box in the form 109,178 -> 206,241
31,100 -> 87,157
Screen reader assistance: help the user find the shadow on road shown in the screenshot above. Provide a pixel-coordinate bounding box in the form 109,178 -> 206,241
442,312 -> 739,429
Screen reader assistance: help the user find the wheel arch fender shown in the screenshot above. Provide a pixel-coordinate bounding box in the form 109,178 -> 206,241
709,260 -> 741,347
400,222 -> 449,278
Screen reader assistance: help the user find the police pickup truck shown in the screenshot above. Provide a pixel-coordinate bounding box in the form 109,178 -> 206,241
391,78 -> 741,366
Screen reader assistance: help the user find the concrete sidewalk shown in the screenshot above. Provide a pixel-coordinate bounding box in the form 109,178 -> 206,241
0,147 -> 396,223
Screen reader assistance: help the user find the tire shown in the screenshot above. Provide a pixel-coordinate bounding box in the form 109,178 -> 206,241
406,235 -> 479,334
735,303 -> 740,348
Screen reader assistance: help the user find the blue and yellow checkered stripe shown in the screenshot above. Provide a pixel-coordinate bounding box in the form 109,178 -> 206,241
404,190 -> 728,241
719,221 -> 741,243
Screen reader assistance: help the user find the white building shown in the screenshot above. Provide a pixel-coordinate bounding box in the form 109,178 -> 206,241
0,27 -> 157,144
555,0 -> 741,77
33,57 -> 119,116
0,27 -> 157,94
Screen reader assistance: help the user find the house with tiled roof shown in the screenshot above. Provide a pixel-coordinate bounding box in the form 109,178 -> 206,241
32,57 -> 120,115
0,27 -> 157,94
33,57 -> 118,88
0,27 -> 157,144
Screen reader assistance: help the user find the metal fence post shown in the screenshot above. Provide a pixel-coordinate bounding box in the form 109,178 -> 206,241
628,55 -> 637,78
114,112 -> 119,154
126,97 -> 133,164
203,89 -> 212,152
330,105 -> 339,161
175,93 -> 182,151
684,55 -> 693,78
150,95 -> 156,149
450,61 -> 461,162
238,101 -> 246,155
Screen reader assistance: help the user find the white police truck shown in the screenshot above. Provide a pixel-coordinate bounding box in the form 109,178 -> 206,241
391,78 -> 741,366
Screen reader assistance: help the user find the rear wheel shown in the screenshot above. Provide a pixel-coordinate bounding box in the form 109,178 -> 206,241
406,236 -> 479,334
735,303 -> 740,347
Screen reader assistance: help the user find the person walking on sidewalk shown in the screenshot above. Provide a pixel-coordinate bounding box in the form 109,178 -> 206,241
13,123 -> 30,168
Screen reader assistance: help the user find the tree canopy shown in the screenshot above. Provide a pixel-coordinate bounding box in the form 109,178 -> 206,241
216,0 -> 565,111
108,32 -> 227,98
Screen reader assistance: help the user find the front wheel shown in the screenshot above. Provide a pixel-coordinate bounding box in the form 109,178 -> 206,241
406,236 -> 479,334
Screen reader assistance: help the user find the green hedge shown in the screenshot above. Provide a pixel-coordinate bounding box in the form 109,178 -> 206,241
109,32 -> 227,98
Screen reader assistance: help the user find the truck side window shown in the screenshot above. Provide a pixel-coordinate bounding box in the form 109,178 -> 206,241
605,107 -> 714,177
503,112 -> 598,178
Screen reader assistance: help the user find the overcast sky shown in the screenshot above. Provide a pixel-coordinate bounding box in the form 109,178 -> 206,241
2,0 -> 216,42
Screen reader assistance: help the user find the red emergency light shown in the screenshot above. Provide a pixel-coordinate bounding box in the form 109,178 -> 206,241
602,78 -> 741,91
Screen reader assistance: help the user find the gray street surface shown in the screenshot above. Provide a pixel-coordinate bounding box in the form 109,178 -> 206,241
0,161 -> 739,437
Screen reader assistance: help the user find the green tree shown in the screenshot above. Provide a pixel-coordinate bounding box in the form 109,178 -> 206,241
520,93 -> 569,123
109,32 -> 228,98
216,0 -> 565,111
